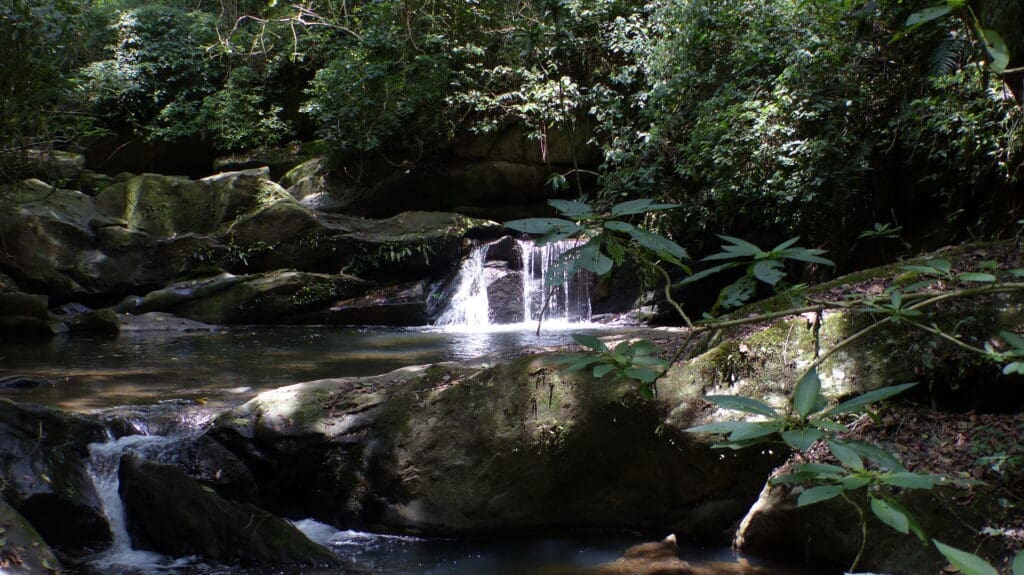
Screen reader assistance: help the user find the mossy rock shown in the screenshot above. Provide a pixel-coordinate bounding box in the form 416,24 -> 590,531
209,357 -> 782,536
0,498 -> 63,574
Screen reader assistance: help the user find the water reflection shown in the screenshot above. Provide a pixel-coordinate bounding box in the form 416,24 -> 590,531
0,324 -> 617,412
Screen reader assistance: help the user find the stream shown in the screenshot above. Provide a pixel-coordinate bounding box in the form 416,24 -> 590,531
0,325 -> 828,575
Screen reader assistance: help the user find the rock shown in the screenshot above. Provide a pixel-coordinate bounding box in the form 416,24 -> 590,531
732,479 -> 1005,575
212,141 -> 325,181
79,171 -> 117,196
64,308 -> 120,335
118,455 -> 338,566
119,271 -> 368,325
0,292 -> 54,337
0,498 -> 63,574
0,400 -> 110,555
0,149 -> 85,183
282,157 -> 369,214
171,436 -> 259,502
209,359 -> 781,536
201,167 -> 295,222
487,270 -> 525,324
116,312 -> 220,333
485,236 -> 524,270
323,281 -> 430,326
93,174 -> 224,238
581,534 -> 775,575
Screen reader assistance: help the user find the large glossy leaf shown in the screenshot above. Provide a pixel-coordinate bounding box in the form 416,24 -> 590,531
592,364 -> 614,378
576,239 -> 613,276
905,4 -> 952,29
505,218 -> 581,235
705,395 -> 780,418
677,261 -> 746,285
981,28 -> 1009,73
842,475 -> 871,490
603,221 -> 688,261
685,421 -> 752,434
792,463 -> 846,477
547,199 -> 594,218
798,485 -> 843,507
609,198 -> 679,216
824,383 -> 917,416
793,369 -> 822,419
933,540 -> 999,575
716,235 -> 763,257
871,497 -> 909,534
884,498 -> 928,541
623,367 -> 660,383
572,333 -> 607,352
1012,549 -> 1023,575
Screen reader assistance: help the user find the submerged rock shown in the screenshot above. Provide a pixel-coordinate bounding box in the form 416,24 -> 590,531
118,455 -> 338,566
0,400 -> 110,555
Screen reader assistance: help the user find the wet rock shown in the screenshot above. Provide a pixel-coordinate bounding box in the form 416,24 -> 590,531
210,359 -> 781,536
323,281 -> 430,326
116,312 -> 220,333
487,271 -> 525,324
173,436 -> 259,502
118,455 -> 338,566
120,271 -> 368,325
578,534 -> 776,575
485,236 -> 523,270
0,400 -> 110,555
64,309 -> 120,335
0,497 -> 63,574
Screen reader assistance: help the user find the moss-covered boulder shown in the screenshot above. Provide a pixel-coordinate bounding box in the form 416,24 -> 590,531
0,292 -> 56,337
0,400 -> 110,555
116,270 -> 369,324
0,498 -> 63,574
208,359 -> 782,537
118,455 -> 338,566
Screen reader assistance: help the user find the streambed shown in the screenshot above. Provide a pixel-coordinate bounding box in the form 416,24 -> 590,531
0,325 -> 826,575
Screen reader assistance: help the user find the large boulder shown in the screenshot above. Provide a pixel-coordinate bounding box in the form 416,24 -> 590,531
116,271 -> 369,325
321,281 -> 431,326
208,359 -> 782,536
0,498 -> 62,574
0,401 -> 110,555
118,455 -> 338,566
0,292 -> 56,337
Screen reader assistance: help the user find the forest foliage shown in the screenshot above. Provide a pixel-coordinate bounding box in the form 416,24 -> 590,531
1,0 -> 1022,255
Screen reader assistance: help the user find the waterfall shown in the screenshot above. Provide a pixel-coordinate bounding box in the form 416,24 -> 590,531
434,239 -> 592,327
87,434 -> 178,571
433,245 -> 491,326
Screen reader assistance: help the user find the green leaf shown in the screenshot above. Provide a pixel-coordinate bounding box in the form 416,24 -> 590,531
565,356 -> 602,372
958,272 -> 997,283
505,218 -> 581,235
1001,331 -> 1024,350
705,395 -> 781,418
792,462 -> 847,477
828,440 -> 864,471
981,28 -> 1010,73
884,498 -> 928,541
1012,549 -> 1023,575
933,540 -> 999,575
727,421 -> 782,442
771,472 -> 815,485
782,428 -> 824,451
572,333 -> 608,352
603,221 -> 689,261
842,475 -> 872,490
623,367 -> 661,383
576,239 -> 613,276
871,497 -> 909,534
798,485 -> 844,507
609,199 -> 679,216
547,199 -> 594,218
713,235 -> 763,257
684,421 -> 752,434
928,258 -> 952,274
839,439 -> 907,472
753,260 -> 786,286
884,472 -> 937,489
779,249 -> 835,267
719,275 -> 757,309
905,4 -> 953,29
793,369 -> 822,419
677,261 -> 746,285
825,383 -> 917,416
592,364 -> 613,378
809,418 -> 848,433
771,237 -> 801,252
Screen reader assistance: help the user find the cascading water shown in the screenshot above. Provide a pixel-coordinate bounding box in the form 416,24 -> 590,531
434,239 -> 592,328
518,239 -> 592,324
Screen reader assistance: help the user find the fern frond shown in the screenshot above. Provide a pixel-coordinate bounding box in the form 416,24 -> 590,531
928,33 -> 966,76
